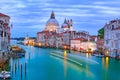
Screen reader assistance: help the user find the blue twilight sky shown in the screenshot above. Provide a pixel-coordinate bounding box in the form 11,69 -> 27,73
0,0 -> 120,37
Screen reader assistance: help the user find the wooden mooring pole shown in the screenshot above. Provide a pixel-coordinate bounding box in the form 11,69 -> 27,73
20,64 -> 22,80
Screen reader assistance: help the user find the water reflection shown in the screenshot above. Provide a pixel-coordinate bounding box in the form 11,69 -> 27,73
86,53 -> 89,58
102,57 -> 109,69
86,53 -> 91,58
30,46 -> 35,58
101,57 -> 109,80
105,57 -> 109,69
64,50 -> 67,77
64,50 -> 67,57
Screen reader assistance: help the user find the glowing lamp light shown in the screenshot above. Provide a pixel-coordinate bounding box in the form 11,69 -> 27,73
64,46 -> 67,49
38,42 -> 41,46
106,50 -> 109,56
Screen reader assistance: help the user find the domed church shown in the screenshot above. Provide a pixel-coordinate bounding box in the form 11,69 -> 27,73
61,18 -> 73,32
45,11 -> 60,32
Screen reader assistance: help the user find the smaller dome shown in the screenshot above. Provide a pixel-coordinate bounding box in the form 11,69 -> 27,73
61,18 -> 70,28
61,23 -> 69,28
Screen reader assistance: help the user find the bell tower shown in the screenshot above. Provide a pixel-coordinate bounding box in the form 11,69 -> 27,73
69,19 -> 73,31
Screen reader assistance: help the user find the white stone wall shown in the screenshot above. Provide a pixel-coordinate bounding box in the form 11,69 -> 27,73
104,19 -> 120,57
0,16 -> 10,52
71,40 -> 96,51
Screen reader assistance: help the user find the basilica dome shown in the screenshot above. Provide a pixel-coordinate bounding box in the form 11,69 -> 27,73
45,11 -> 59,32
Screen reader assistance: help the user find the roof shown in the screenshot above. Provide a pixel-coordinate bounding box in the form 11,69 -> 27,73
113,26 -> 120,30
0,13 -> 10,19
90,35 -> 97,39
37,30 -> 49,34
45,33 -> 52,37
73,38 -> 88,41
110,20 -> 117,23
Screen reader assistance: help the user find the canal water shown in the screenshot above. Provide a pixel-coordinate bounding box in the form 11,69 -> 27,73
11,40 -> 120,80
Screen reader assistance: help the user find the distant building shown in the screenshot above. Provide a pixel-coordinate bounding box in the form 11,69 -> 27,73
104,18 -> 120,57
96,28 -> 104,54
36,11 -> 97,51
0,13 -> 11,52
36,30 -> 56,47
24,34 -> 35,46
71,39 -> 96,52
70,32 -> 96,51
97,38 -> 104,49
56,33 -> 63,48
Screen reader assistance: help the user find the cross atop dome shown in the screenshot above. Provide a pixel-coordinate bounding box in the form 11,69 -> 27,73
50,11 -> 55,19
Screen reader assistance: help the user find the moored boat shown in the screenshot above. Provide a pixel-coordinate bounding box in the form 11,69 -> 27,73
0,71 -> 11,79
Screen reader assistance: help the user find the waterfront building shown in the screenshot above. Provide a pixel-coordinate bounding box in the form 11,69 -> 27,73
56,33 -> 63,48
36,11 -> 97,51
104,18 -> 120,57
36,11 -> 59,47
96,28 -> 104,55
71,38 -> 96,52
37,30 -> 56,47
62,31 -> 75,49
0,13 -> 10,52
97,38 -> 104,50
24,34 -> 35,46
24,34 -> 29,45
70,32 -> 96,52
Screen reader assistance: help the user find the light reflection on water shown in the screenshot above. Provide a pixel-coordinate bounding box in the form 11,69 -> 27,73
50,54 -> 94,78
10,40 -> 120,80
63,52 -> 67,78
102,57 -> 109,80
102,57 -> 109,70
86,53 -> 89,58
105,57 -> 109,69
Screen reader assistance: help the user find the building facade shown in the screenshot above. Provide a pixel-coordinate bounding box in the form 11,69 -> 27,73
0,13 -> 11,52
104,19 -> 120,57
70,33 -> 97,52
24,34 -> 35,46
36,11 -> 97,51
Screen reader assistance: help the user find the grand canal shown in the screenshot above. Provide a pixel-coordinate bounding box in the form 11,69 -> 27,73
10,40 -> 120,80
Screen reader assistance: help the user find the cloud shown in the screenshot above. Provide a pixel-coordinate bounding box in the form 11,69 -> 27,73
93,1 -> 120,5
99,10 -> 120,15
1,0 -> 120,37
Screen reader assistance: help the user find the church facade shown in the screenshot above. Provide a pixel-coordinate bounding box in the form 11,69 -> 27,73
36,11 -> 97,51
